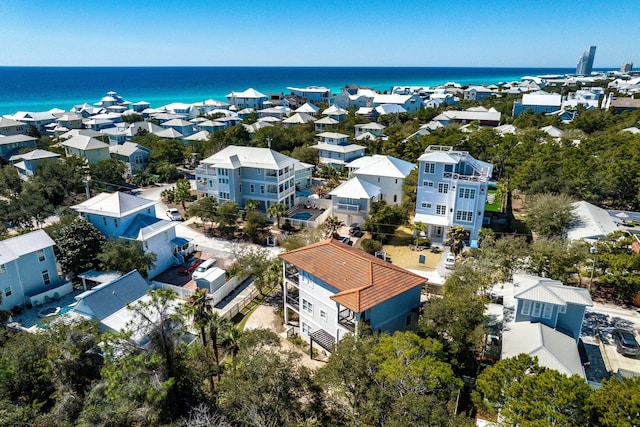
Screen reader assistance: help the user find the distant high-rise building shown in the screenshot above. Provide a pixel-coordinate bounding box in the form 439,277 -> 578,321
621,62 -> 634,73
576,46 -> 596,75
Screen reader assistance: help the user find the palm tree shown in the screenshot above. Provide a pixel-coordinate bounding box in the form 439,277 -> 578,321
221,326 -> 242,369
244,199 -> 261,212
445,225 -> 468,256
267,202 -> 288,229
208,312 -> 230,381
324,215 -> 344,238
412,221 -> 427,245
184,288 -> 215,391
184,288 -> 213,348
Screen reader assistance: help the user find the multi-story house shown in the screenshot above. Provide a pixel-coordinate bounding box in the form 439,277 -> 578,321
0,117 -> 27,136
195,145 -> 297,211
287,86 -> 331,103
0,230 -> 73,310
10,149 -> 60,178
109,142 -> 150,177
72,192 -> 190,279
347,154 -> 416,206
463,86 -> 494,101
60,135 -> 110,164
312,132 -> 365,168
329,176 -> 381,226
0,135 -> 38,160
279,238 -> 426,351
415,145 -> 493,242
354,122 -> 386,141
512,92 -> 562,116
499,274 -> 593,379
226,88 -> 268,110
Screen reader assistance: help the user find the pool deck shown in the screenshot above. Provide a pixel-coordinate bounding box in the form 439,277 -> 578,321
287,205 -> 326,222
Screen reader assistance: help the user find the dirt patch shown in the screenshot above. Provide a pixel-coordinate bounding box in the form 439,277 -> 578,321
382,245 -> 440,270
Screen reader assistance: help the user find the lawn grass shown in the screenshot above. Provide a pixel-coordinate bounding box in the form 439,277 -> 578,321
485,189 -> 502,213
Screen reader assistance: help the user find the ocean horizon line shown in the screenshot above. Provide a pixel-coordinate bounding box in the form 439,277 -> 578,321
0,65 -> 615,70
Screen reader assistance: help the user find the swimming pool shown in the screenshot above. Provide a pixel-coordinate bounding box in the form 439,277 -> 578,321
290,212 -> 313,220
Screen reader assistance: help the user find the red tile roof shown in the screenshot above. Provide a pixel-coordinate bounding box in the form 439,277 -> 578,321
279,238 -> 426,313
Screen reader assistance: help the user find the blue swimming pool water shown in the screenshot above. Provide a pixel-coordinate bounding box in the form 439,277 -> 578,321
291,212 -> 313,220
296,189 -> 311,197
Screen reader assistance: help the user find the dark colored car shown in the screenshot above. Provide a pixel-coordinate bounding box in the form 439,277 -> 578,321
178,258 -> 203,275
338,236 -> 353,246
612,329 -> 640,357
349,223 -> 363,237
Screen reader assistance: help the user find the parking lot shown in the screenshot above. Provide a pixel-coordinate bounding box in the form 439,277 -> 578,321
582,303 -> 640,378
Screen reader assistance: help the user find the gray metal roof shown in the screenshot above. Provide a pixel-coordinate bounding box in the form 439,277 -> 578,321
74,269 -> 150,321
513,274 -> 592,306
502,322 -> 585,378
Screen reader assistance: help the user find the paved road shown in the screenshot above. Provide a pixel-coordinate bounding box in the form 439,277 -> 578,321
137,182 -> 283,260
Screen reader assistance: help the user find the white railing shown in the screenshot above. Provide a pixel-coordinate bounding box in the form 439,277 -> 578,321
336,202 -> 360,212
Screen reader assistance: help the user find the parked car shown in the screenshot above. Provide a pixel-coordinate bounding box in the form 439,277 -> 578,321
166,208 -> 183,221
349,223 -> 363,237
612,329 -> 640,357
444,252 -> 456,269
178,257 -> 203,275
338,236 -> 353,246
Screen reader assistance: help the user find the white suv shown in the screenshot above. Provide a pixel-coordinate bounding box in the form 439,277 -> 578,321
166,208 -> 183,221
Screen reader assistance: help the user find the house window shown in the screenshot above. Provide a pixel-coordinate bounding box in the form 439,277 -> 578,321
37,249 -> 46,262
458,188 -> 476,199
542,303 -> 553,319
424,162 -> 435,174
260,185 -> 265,194
4,287 -> 11,297
455,210 -> 473,222
421,202 -> 432,209
103,216 -> 107,225
393,195 -> 397,203
405,313 -> 412,326
438,183 -> 449,193
320,309 -> 327,321
114,219 -> 118,228
521,300 -> 532,316
250,184 -> 255,193
422,180 -> 434,188
0,264 -> 5,274
208,179 -> 213,188
558,305 -> 567,314
532,301 -> 543,317
302,299 -> 313,315
257,168 -> 262,175
42,270 -> 51,286
436,205 -> 447,215
302,322 -> 312,335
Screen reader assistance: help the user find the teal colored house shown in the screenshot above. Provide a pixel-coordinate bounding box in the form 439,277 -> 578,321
513,274 -> 593,342
72,192 -> 191,279
279,239 -> 426,352
0,230 -> 73,310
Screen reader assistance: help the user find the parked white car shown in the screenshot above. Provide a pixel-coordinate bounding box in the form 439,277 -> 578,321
166,208 -> 183,221
444,252 -> 456,269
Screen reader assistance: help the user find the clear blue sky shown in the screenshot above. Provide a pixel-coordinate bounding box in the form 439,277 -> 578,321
0,0 -> 637,67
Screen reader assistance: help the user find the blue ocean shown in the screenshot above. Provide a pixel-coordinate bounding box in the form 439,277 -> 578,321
0,66 -> 586,115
